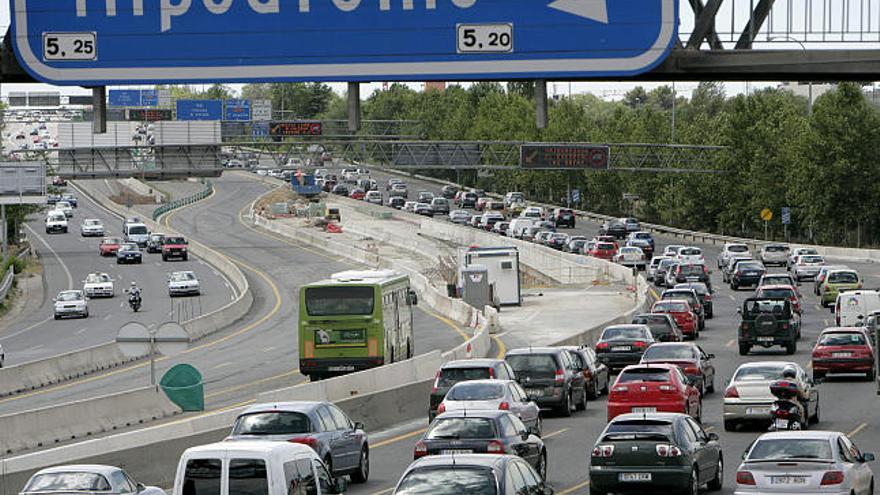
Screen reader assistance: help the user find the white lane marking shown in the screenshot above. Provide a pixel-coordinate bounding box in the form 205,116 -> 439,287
726,339 -> 735,348
25,224 -> 73,289
213,362 -> 232,370
103,314 -> 112,321
264,346 -> 276,352
728,295 -> 736,301
75,327 -> 88,335
0,315 -> 54,342
26,344 -> 43,352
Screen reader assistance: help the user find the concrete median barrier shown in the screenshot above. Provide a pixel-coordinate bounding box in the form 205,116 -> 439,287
0,386 -> 181,456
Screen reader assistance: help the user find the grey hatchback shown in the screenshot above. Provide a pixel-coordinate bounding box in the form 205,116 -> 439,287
227,401 -> 370,483
394,454 -> 554,495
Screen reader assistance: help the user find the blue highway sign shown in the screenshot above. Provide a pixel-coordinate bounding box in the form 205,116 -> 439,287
140,90 -> 158,107
108,90 -> 142,107
225,100 -> 251,122
10,0 -> 678,85
176,100 -> 223,121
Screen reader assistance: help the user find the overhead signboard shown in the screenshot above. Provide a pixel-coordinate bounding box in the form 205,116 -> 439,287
252,122 -> 270,139
270,121 -> 322,137
27,91 -> 60,107
109,89 -> 158,107
0,162 -> 46,205
67,95 -> 93,105
520,144 -> 610,170
176,100 -> 223,121
225,99 -> 251,122
10,1 -> 678,85
128,109 -> 174,122
8,92 -> 27,106
252,100 -> 272,121
140,90 -> 159,107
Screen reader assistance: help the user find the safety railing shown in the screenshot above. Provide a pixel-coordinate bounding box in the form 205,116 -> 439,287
151,179 -> 213,221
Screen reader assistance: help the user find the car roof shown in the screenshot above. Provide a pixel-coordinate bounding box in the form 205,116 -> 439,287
435,409 -> 510,420
758,284 -> 796,290
646,342 -> 697,349
239,401 -> 325,415
506,347 -> 562,355
621,363 -> 677,372
407,453 -> 511,470
754,430 -> 839,441
654,299 -> 690,306
737,361 -> 797,370
819,327 -> 867,335
184,440 -> 318,457
449,379 -> 513,388
35,465 -> 121,476
442,359 -> 504,369
610,412 -> 686,422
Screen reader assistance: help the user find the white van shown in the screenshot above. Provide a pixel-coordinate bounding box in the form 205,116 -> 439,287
835,290 -> 880,327
123,222 -> 150,246
507,217 -> 536,238
173,441 -> 346,495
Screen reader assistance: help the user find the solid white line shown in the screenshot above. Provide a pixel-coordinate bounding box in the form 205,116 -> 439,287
75,327 -> 88,335
26,344 -> 43,352
25,224 -> 73,289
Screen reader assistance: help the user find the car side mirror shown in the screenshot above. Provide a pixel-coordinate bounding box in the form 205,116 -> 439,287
136,483 -> 145,493
863,453 -> 876,462
354,421 -> 364,431
707,354 -> 715,359
521,431 -> 530,441
330,477 -> 348,494
707,432 -> 719,442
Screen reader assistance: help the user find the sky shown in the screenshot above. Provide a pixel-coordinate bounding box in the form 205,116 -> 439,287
0,0 -> 874,101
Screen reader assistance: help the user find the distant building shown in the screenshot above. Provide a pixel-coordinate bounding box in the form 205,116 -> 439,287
424,82 -> 446,92
778,81 -> 836,105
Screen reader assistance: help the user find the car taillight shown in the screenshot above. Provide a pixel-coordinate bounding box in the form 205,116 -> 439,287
431,371 -> 440,393
437,403 -> 446,414
702,265 -> 708,274
725,386 -> 739,398
596,342 -> 609,351
782,323 -> 789,330
414,441 -> 428,459
592,445 -> 615,457
499,401 -> 510,410
705,294 -> 712,301
554,369 -> 565,384
659,384 -> 675,392
612,386 -> 628,393
655,444 -> 682,457
684,366 -> 700,375
583,370 -> 593,380
633,341 -> 648,349
487,440 -> 504,453
288,436 -> 319,450
488,367 -> 494,378
736,471 -> 756,485
821,471 -> 845,486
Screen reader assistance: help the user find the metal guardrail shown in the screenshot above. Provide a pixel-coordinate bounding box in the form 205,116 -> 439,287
151,179 -> 213,221
0,266 -> 15,302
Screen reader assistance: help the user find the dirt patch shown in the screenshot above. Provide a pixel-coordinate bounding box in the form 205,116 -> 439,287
109,183 -> 157,205
254,188 -> 319,216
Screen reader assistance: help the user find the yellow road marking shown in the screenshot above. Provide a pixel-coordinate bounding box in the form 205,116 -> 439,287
542,428 -> 568,439
418,306 -> 468,343
557,479 -> 590,495
493,334 -> 507,360
849,422 -> 868,437
371,427 -> 427,448
369,488 -> 394,495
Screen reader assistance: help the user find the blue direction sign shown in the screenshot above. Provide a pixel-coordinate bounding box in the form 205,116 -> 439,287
176,100 -> 223,121
10,0 -> 677,85
140,90 -> 159,107
108,90 -> 142,107
225,100 -> 251,122
781,207 -> 792,225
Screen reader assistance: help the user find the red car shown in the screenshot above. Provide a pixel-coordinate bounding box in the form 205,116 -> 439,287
349,188 -> 366,200
811,327 -> 875,380
162,236 -> 189,261
589,242 -> 618,260
595,235 -> 620,249
99,237 -> 123,256
755,284 -> 802,314
651,299 -> 698,338
639,342 -> 717,396
607,363 -> 702,422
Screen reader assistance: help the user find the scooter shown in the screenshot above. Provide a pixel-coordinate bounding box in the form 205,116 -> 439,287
127,292 -> 142,312
768,379 -> 805,431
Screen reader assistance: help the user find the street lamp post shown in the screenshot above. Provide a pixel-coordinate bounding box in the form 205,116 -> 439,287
769,36 -> 811,115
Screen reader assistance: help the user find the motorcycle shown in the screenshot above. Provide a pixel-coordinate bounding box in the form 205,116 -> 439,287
768,379 -> 805,430
127,291 -> 142,312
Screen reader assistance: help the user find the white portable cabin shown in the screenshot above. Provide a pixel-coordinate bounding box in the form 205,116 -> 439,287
462,246 -> 522,306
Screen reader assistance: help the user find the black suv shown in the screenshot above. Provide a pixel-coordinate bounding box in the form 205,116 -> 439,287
551,208 -> 576,228
737,297 -> 800,355
670,263 -> 712,289
428,359 -> 516,420
505,347 -> 587,416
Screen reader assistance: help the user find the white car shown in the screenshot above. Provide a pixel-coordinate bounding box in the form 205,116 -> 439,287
676,246 -> 704,265
788,247 -> 819,271
21,465 -> 164,495
613,246 -> 646,269
520,206 -> 544,220
53,289 -> 89,319
55,200 -> 74,218
663,244 -> 685,258
364,190 -> 383,205
82,272 -> 114,298
647,256 -> 670,281
80,219 -> 104,237
759,243 -> 790,266
168,270 -> 201,297
723,361 -> 818,431
437,379 -> 542,435
45,211 -> 68,234
734,431 -> 875,495
402,201 -> 418,212
794,254 -> 825,281
717,242 -> 751,269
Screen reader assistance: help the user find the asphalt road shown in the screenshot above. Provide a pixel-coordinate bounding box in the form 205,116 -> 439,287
0,173 -> 464,417
0,182 -> 233,367
302,168 -> 880,495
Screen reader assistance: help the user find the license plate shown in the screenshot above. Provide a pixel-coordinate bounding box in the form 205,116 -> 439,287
328,365 -> 355,372
774,418 -> 791,429
757,336 -> 775,342
441,449 -> 473,455
746,407 -> 770,415
527,388 -> 544,397
612,346 -> 632,352
833,352 -> 852,358
619,473 -> 652,482
631,407 -> 656,413
770,475 -> 807,485
687,277 -> 699,281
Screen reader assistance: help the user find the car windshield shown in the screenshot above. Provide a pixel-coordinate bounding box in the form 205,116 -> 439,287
734,365 -> 786,381
653,301 -> 688,312
171,272 -> 196,282
728,245 -> 749,253
86,274 -> 109,283
57,292 -> 81,302
765,245 -> 788,252
437,368 -> 491,388
828,272 -> 859,284
801,255 -> 824,263
819,332 -> 866,346
602,420 -> 674,442
395,467 -> 497,495
642,346 -> 696,361
799,248 -> 819,255
84,220 -> 100,226
762,276 -> 792,285
102,238 -> 121,245
658,259 -> 674,268
757,288 -> 795,299
128,225 -> 148,235
120,244 -> 138,252
680,248 -> 701,255
738,262 -> 764,271
446,383 -> 504,401
597,243 -> 615,250
305,286 -> 375,316
603,326 -> 650,341
24,472 -> 112,492
506,354 -> 558,373
748,438 -> 833,461
679,265 -> 704,276
617,368 -> 671,383
744,300 -> 787,315
231,411 -> 311,435
620,248 -> 640,254
427,418 -> 497,439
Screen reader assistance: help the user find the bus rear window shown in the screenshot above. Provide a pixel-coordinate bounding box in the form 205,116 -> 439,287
305,286 -> 375,316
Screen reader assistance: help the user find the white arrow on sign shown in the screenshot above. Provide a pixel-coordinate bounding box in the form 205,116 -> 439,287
548,0 -> 609,24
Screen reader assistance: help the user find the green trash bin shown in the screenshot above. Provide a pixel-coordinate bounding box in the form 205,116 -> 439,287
160,364 -> 205,412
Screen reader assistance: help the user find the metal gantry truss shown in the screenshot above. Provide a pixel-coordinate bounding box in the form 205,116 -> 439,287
38,145 -> 224,179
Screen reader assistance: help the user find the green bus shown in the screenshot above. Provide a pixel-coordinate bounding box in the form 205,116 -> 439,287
299,270 -> 418,381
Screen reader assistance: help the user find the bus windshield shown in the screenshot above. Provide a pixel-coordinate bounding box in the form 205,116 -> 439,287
305,286 -> 375,316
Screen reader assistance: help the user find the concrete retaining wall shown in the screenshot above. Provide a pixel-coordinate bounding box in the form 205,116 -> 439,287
0,386 -> 181,456
119,178 -> 164,203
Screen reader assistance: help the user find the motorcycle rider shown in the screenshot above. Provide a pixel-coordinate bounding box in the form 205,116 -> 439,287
128,281 -> 142,310
775,365 -> 810,427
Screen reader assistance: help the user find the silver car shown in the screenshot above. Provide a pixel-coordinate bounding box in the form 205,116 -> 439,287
734,431 -> 875,495
647,256 -> 671,281
717,242 -> 751,269
760,243 -> 790,266
723,361 -> 819,431
794,254 -> 826,281
21,465 -> 164,495
438,379 -> 542,436
788,247 -> 819,270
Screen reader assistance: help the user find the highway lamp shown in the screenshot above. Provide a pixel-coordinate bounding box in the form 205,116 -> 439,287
768,36 -> 812,115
